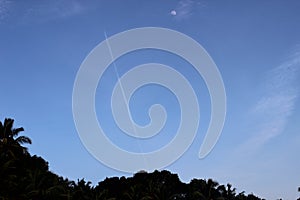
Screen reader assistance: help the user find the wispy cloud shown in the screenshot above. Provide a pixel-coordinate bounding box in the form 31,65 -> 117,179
1,0 -> 90,24
24,0 -> 86,22
0,0 -> 89,24
241,49 -> 300,152
0,0 -> 11,22
170,0 -> 203,20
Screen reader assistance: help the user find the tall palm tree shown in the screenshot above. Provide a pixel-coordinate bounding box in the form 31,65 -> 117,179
0,118 -> 32,157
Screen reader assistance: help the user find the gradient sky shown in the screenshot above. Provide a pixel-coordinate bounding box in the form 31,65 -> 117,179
1,0 -> 300,199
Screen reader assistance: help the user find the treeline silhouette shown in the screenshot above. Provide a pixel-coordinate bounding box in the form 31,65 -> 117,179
0,118 -> 297,199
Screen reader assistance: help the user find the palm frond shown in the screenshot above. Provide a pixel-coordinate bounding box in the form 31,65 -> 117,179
12,127 -> 24,136
16,136 -> 32,144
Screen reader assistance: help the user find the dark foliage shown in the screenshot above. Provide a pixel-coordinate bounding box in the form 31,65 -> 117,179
0,118 -> 267,199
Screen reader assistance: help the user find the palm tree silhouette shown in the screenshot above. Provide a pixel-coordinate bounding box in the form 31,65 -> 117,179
0,118 -> 32,157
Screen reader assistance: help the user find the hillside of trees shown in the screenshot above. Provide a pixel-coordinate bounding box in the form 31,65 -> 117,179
0,118 -> 298,199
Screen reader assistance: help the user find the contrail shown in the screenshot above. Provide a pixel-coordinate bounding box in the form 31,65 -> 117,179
104,30 -> 149,170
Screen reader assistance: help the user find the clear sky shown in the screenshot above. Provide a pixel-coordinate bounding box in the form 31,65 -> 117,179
1,0 -> 300,199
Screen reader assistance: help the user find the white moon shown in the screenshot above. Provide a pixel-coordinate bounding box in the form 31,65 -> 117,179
170,10 -> 177,16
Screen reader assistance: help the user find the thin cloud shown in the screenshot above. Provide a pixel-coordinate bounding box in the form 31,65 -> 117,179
171,0 -> 203,20
241,49 -> 300,153
7,0 -> 90,24
0,0 -> 11,21
24,0 -> 86,22
0,0 -> 89,24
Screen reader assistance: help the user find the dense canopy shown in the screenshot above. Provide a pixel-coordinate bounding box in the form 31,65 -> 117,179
0,118 -> 298,199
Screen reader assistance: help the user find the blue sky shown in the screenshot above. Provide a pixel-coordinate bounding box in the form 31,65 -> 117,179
1,0 -> 300,199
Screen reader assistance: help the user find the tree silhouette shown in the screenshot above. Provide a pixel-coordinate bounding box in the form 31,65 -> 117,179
0,118 -> 31,158
225,183 -> 236,199
71,179 -> 94,200
0,118 -> 271,200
